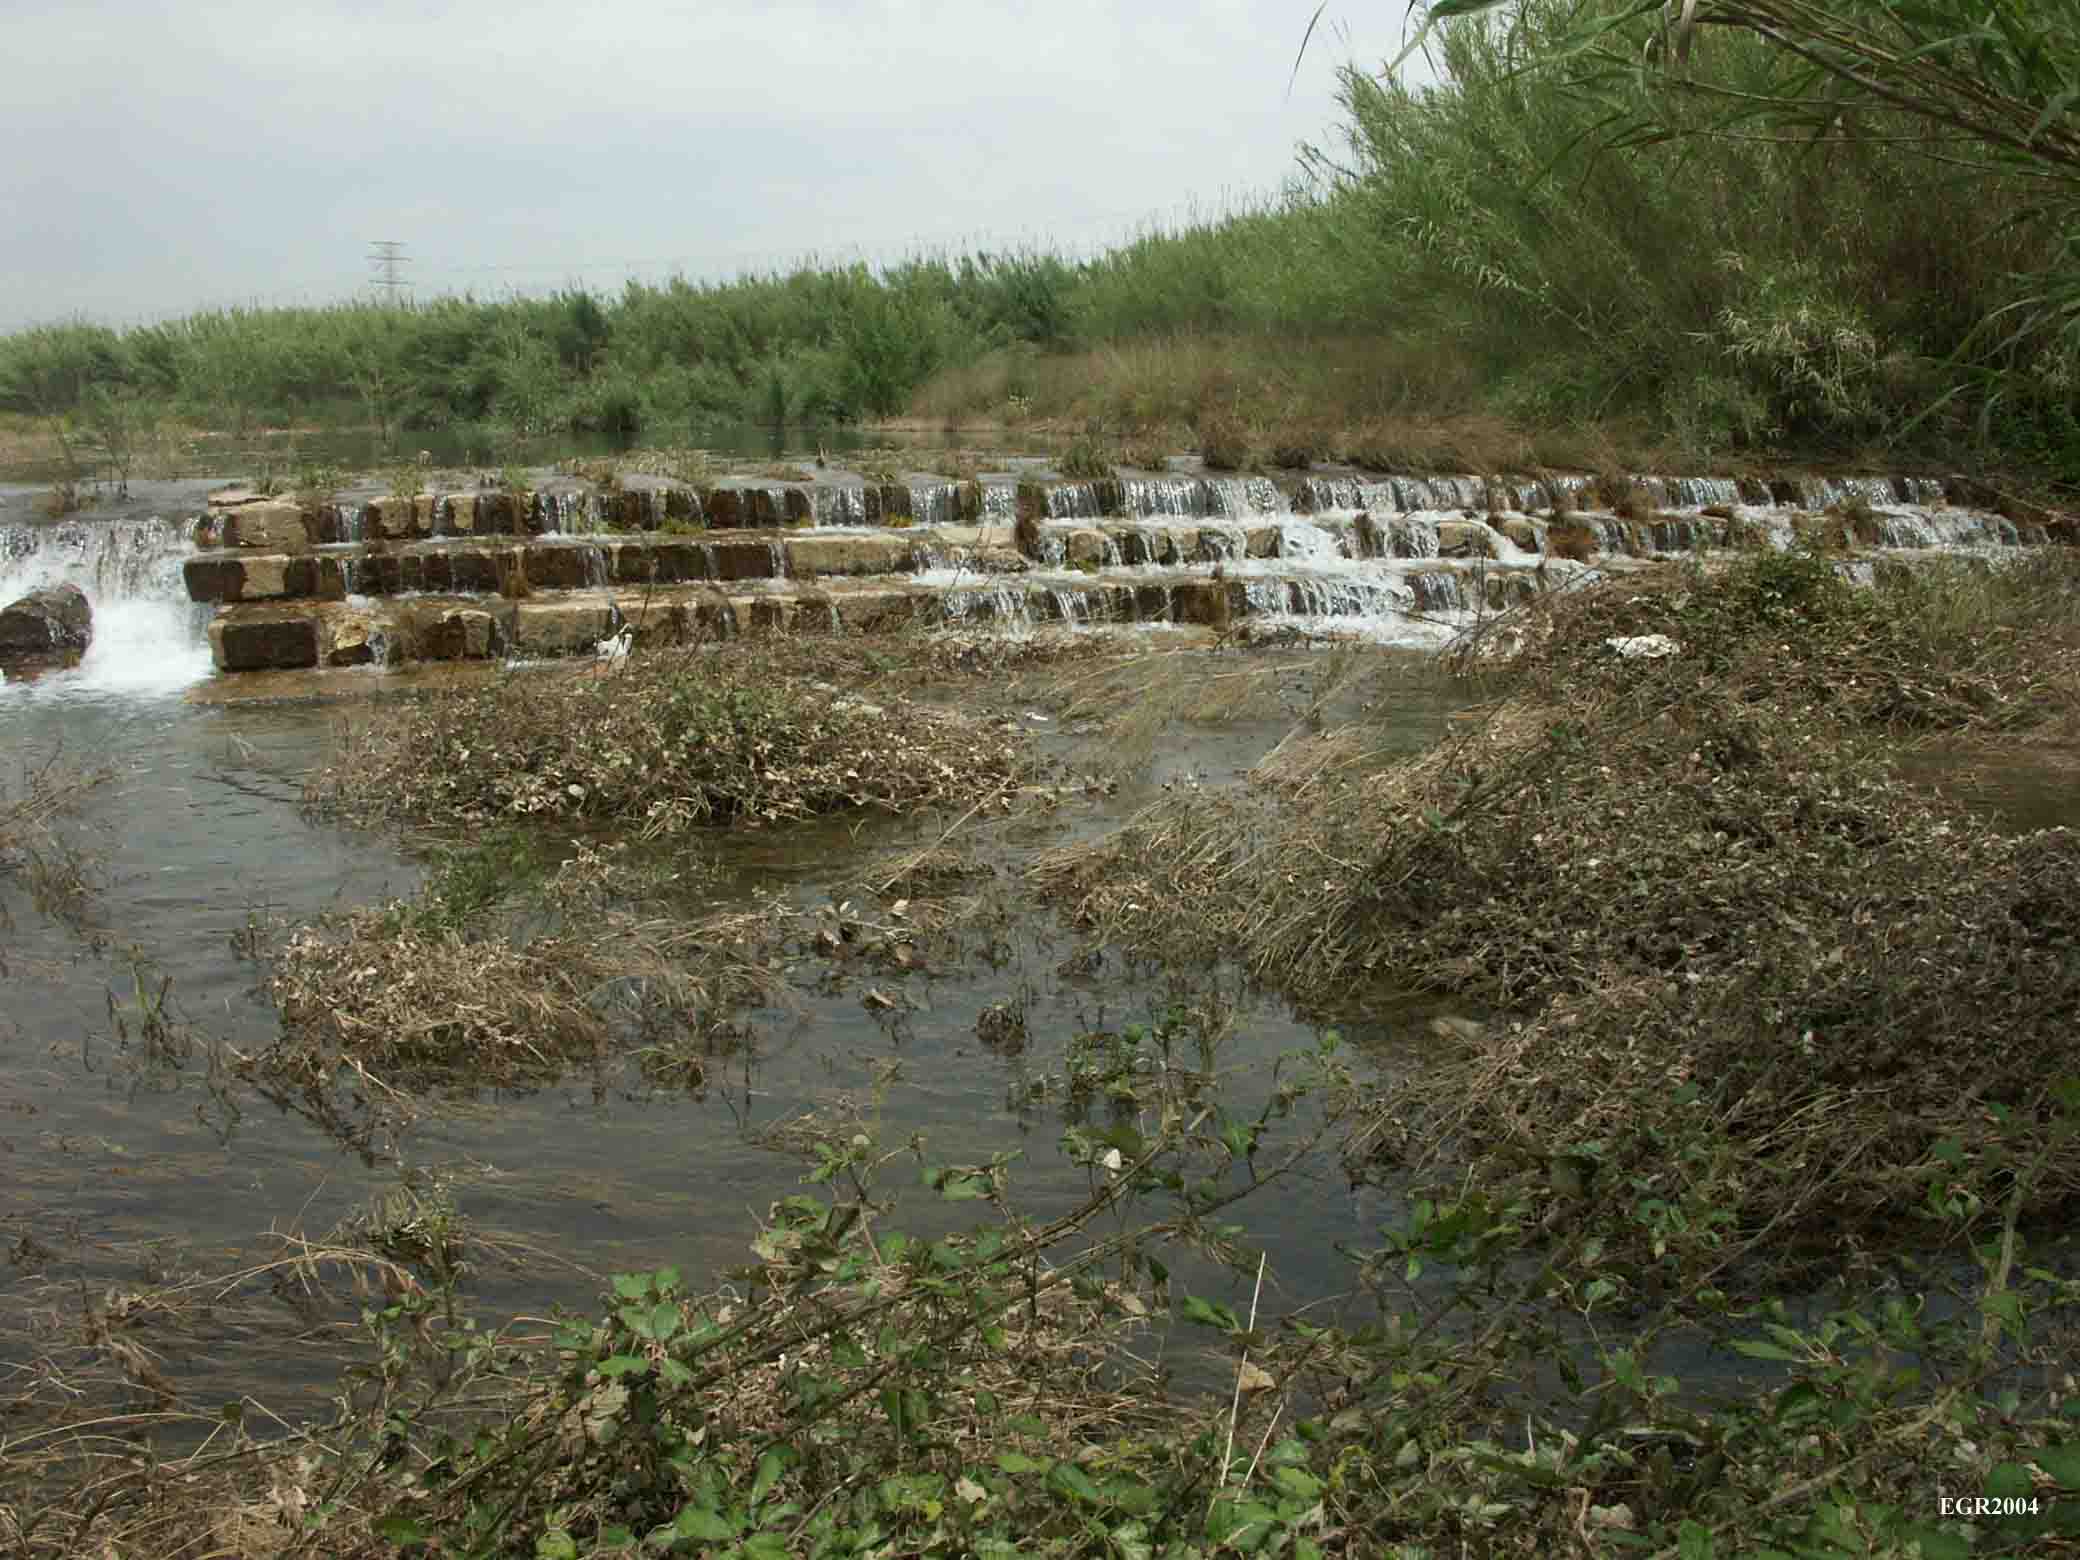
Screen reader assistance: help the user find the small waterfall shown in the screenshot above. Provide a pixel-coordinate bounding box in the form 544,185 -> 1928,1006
1121,477 -> 1208,517
1275,520 -> 1344,563
909,482 -> 961,527
1407,571 -> 1469,614
1873,509 -> 2014,549
941,581 -> 1031,628
979,482 -> 1017,522
815,486 -> 870,526
767,541 -> 787,578
1392,476 -> 1484,511
1300,477 -> 1361,513
1197,521 -> 1250,561
1665,476 -> 1742,508
0,516 -> 212,692
1048,587 -> 1091,625
583,544 -> 611,590
1205,476 -> 1281,517
538,490 -> 592,536
1044,483 -> 1105,520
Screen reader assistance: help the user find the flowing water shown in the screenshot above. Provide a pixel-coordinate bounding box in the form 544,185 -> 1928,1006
9,481 -> 2065,1427
0,493 -> 1468,1417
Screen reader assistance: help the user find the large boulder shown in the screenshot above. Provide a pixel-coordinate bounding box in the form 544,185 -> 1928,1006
0,583 -> 93,660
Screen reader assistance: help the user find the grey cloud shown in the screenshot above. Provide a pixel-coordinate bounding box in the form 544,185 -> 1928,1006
3,2 -> 1410,327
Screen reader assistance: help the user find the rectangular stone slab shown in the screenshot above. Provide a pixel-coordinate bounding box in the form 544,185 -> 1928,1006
209,607 -> 320,670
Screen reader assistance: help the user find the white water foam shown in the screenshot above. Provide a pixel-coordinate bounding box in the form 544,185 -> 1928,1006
0,517 -> 213,696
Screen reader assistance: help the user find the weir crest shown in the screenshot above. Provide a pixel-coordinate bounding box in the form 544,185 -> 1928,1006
0,465 -> 2062,684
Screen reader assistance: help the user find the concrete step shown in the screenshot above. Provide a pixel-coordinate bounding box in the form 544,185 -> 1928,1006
201,559 -> 1563,672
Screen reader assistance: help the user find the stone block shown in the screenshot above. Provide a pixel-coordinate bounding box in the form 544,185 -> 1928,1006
509,601 -> 613,658
1436,520 -> 1499,559
225,501 -> 312,552
0,582 -> 92,656
708,539 -> 782,582
785,534 -> 912,579
209,607 -> 318,671
1060,528 -> 1108,568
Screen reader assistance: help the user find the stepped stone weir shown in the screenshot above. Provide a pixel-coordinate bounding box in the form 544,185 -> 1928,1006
172,467 -> 2060,674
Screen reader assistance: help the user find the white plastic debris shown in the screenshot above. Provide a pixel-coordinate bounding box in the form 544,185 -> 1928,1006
1604,633 -> 1681,659
595,627 -> 633,665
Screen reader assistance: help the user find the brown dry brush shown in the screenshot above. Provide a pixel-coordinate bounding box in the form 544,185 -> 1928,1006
304,647 -> 1035,838
1032,551 -> 2080,1260
0,751 -> 113,928
251,866 -> 792,1133
0,1227 -> 457,1560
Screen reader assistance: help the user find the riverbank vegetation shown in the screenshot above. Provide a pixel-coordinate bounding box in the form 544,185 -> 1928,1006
11,548 -> 2079,1556
9,3 -> 2080,486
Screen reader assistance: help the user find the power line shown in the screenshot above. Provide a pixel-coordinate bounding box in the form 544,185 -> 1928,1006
367,240 -> 410,301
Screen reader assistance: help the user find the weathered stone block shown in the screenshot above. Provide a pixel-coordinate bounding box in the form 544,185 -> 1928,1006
1170,579 -> 1246,627
184,555 -> 247,603
415,608 -> 499,661
708,539 -> 782,582
524,543 -> 607,591
831,589 -> 920,633
1061,528 -> 1108,568
226,501 -> 312,552
319,605 -> 388,667
1436,520 -> 1499,559
874,484 -> 915,525
509,601 -> 613,658
786,534 -> 912,579
701,489 -> 745,528
209,607 -> 318,671
0,582 -> 92,657
366,496 -> 415,540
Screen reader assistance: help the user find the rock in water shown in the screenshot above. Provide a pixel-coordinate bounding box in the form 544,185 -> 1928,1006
0,582 -> 93,661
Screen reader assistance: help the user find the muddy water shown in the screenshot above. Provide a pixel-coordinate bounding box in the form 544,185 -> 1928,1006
0,647 -> 1464,1413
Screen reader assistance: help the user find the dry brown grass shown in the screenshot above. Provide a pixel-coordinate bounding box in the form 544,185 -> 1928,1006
1544,522 -> 1599,561
306,644 -> 1035,837
1029,551 -> 2080,1264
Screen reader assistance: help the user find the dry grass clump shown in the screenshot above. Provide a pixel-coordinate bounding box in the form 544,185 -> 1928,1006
1033,552 -> 2080,1263
0,750 -> 110,865
0,1221 -> 445,1560
1487,547 -> 2080,736
1195,405 -> 1254,471
1543,521 -> 1599,561
1,751 -> 113,950
261,908 -> 613,1102
251,846 -> 783,1131
306,647 -> 1033,836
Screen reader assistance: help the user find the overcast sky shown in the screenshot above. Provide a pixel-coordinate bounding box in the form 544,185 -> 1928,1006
1,2 -> 1420,332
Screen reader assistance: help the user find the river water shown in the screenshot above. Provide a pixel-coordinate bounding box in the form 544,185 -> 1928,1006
1,493 -> 1470,1416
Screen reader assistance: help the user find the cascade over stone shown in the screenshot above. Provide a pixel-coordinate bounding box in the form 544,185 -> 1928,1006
164,465 -> 2068,676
